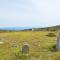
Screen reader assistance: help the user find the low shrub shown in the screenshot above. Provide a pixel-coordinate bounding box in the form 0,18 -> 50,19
46,32 -> 56,37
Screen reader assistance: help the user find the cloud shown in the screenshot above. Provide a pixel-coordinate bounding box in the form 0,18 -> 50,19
0,0 -> 60,27
0,0 -> 32,20
31,0 -> 60,27
32,0 -> 60,17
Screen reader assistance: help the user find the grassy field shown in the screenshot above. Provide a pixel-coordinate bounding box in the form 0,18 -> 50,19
0,31 -> 60,60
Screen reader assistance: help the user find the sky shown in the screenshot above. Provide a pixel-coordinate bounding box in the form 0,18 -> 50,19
0,0 -> 60,27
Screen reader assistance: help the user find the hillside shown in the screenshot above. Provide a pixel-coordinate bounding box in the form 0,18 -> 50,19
0,25 -> 60,32
31,25 -> 60,31
0,31 -> 58,60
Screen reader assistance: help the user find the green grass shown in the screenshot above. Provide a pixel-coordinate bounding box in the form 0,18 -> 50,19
0,31 -> 59,60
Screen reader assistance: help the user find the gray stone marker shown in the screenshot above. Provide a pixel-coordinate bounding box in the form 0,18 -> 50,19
12,41 -> 19,48
56,32 -> 60,51
22,43 -> 29,54
0,38 -> 4,44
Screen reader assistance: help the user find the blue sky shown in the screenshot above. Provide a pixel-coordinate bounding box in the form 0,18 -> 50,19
0,0 -> 60,27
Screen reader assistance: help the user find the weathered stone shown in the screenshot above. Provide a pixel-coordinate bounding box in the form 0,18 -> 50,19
11,41 -> 18,48
56,32 -> 60,51
22,43 -> 29,54
0,38 -> 4,44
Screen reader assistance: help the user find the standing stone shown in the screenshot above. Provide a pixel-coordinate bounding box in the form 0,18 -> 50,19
32,28 -> 34,31
22,43 -> 29,54
0,38 -> 4,44
56,32 -> 60,51
11,41 -> 19,48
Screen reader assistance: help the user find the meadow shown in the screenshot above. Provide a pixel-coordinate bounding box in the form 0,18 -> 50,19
0,31 -> 60,60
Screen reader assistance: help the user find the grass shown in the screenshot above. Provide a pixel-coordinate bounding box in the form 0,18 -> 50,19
0,31 -> 59,60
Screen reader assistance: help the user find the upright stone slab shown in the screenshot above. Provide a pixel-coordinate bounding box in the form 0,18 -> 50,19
56,32 -> 60,51
32,28 -> 35,31
11,41 -> 19,48
0,38 -> 4,44
22,43 -> 29,54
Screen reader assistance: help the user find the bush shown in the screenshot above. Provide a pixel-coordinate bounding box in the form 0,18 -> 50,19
48,44 -> 57,52
46,32 -> 56,37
